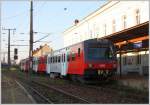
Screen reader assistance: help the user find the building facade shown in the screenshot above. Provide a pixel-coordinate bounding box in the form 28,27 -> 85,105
63,1 -> 149,75
32,44 -> 53,57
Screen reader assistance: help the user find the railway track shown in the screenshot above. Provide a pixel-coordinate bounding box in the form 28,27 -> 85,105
4,70 -> 148,104
16,79 -> 53,104
29,74 -> 148,103
31,80 -> 90,104
15,75 -> 90,104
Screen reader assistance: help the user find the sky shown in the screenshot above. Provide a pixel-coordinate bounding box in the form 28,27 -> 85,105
1,0 -> 107,62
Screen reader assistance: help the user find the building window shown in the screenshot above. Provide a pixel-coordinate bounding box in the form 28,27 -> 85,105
136,53 -> 141,65
123,56 -> 127,65
90,30 -> 92,39
103,24 -> 107,35
122,15 -> 127,29
112,20 -> 116,33
135,9 -> 140,25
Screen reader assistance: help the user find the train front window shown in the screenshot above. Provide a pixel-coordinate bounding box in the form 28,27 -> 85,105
87,47 -> 114,59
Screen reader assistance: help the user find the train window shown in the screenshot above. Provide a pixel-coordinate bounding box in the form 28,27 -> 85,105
67,53 -> 70,61
45,59 -> 46,64
53,57 -> 54,63
45,59 -> 47,64
72,53 -> 75,61
56,56 -> 57,63
55,56 -> 56,63
55,56 -> 57,63
58,56 -> 60,63
62,54 -> 63,62
64,54 -> 65,62
53,57 -> 55,63
78,48 -> 80,57
59,56 -> 61,62
52,57 -> 54,63
43,59 -> 44,64
48,58 -> 50,64
50,57 -> 52,63
50,58 -> 51,63
54,56 -> 56,63
42,59 -> 43,64
56,56 -> 58,62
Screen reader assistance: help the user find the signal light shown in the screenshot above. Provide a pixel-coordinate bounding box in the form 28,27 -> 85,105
113,63 -> 117,68
14,48 -> 18,55
14,55 -> 18,60
88,64 -> 92,68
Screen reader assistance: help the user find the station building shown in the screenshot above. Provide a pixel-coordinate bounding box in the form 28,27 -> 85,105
63,1 -> 149,76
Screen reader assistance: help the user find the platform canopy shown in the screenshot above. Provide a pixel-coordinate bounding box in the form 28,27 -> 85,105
102,21 -> 149,44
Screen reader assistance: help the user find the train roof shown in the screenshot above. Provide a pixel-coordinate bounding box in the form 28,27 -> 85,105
47,38 -> 112,56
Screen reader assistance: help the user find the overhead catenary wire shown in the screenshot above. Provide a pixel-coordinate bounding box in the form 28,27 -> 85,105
2,1 -> 46,20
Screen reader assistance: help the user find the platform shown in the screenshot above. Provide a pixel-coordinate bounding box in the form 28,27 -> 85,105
113,75 -> 149,91
1,74 -> 36,104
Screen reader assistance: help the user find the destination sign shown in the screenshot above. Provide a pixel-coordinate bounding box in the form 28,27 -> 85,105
88,44 -> 109,48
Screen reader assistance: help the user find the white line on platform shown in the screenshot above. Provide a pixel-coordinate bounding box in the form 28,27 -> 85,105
15,80 -> 36,104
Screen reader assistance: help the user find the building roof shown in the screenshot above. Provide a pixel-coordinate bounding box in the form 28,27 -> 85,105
32,44 -> 52,55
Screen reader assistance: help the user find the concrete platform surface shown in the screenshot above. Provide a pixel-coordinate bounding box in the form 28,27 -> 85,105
1,75 -> 36,104
113,75 -> 149,91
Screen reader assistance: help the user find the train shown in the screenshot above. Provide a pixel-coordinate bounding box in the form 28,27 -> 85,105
20,38 -> 117,82
20,58 -> 30,72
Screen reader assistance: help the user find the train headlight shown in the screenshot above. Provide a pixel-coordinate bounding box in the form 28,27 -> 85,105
89,64 -> 92,68
106,70 -> 109,74
113,63 -> 117,68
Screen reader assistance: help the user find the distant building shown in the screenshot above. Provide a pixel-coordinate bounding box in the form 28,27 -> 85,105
32,44 -> 53,57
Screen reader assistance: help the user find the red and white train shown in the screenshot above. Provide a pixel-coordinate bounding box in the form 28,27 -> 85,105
20,38 -> 117,82
20,58 -> 30,72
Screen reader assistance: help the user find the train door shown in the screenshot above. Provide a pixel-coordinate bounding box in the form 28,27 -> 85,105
46,56 -> 50,74
61,53 -> 64,75
61,52 -> 67,76
35,58 -> 38,72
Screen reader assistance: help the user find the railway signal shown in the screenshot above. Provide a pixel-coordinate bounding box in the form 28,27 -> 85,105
14,48 -> 18,60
